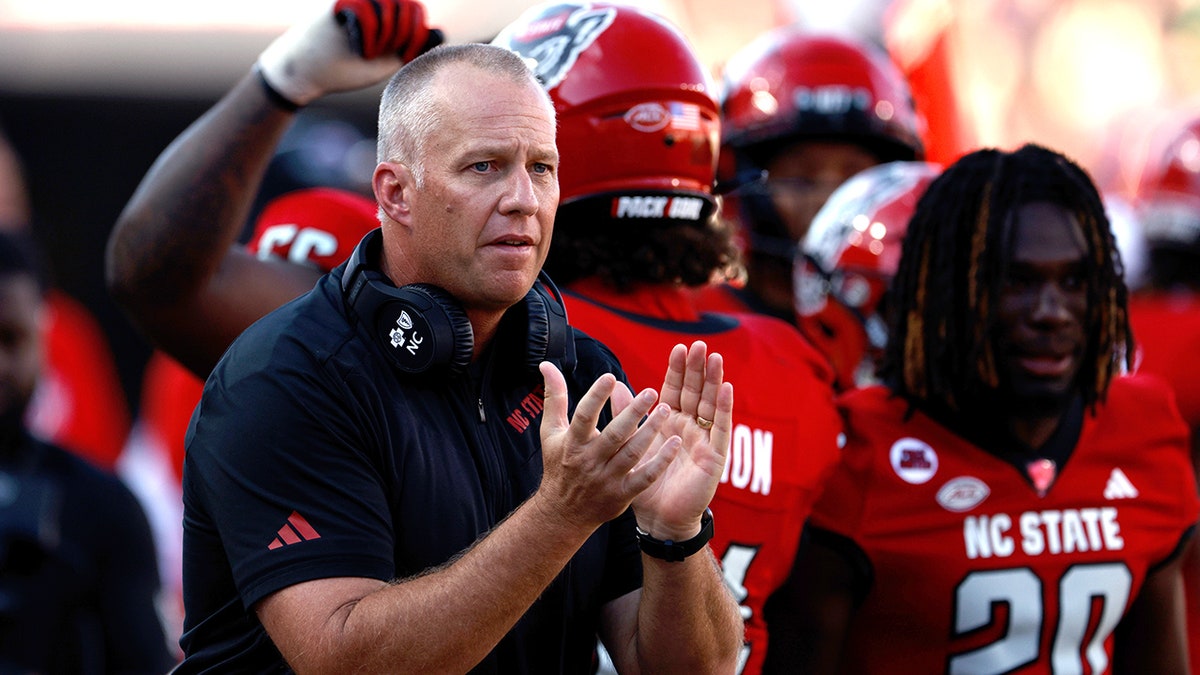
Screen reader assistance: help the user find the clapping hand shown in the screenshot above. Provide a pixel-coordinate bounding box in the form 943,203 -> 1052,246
632,341 -> 734,541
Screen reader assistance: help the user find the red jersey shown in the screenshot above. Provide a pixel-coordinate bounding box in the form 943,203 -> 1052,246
1129,292 -> 1200,431
1128,290 -> 1200,672
810,377 -> 1199,674
562,278 -> 842,675
27,290 -> 131,468
691,282 -> 765,317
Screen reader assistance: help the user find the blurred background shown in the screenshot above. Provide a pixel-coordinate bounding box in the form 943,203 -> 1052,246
2,0 -> 1200,410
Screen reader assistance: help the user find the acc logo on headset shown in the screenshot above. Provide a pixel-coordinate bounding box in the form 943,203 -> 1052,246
491,3 -> 616,91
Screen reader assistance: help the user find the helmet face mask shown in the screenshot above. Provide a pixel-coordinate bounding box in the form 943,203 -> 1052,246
492,2 -> 719,223
794,160 -> 941,389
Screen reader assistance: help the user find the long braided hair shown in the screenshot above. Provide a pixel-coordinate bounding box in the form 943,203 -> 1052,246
878,143 -> 1132,414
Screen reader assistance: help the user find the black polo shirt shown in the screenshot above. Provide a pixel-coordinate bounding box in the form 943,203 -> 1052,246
178,269 -> 641,674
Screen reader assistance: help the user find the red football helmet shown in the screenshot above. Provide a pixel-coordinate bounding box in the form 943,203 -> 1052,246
720,29 -> 924,174
794,160 -> 940,389
492,2 -> 719,223
1134,112 -> 1200,267
245,187 -> 378,272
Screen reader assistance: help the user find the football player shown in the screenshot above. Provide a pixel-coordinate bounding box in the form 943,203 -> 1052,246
492,4 -> 843,673
695,29 -> 925,324
793,160 -> 940,390
773,144 -> 1197,674
1,126 -> 131,469
1127,109 -> 1200,674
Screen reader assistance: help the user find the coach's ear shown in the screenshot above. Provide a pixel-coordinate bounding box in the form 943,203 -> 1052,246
373,161 -> 415,227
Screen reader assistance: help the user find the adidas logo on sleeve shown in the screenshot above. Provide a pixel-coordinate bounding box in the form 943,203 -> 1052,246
268,510 -> 322,550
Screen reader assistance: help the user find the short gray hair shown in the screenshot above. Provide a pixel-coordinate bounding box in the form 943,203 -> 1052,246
376,43 -> 546,187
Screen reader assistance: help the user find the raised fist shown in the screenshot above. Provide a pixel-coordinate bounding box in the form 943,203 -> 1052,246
335,0 -> 445,62
257,0 -> 444,109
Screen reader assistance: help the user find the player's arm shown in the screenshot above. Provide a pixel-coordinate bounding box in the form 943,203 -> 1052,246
761,525 -> 865,675
1112,532 -> 1193,675
106,76 -> 309,378
105,0 -> 441,378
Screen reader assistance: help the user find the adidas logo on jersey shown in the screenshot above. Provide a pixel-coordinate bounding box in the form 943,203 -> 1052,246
268,510 -> 322,550
1103,468 -> 1139,500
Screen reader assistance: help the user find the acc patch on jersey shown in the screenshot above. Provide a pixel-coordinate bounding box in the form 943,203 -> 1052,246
936,476 -> 990,512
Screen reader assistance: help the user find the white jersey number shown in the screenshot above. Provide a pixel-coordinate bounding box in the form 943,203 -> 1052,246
719,543 -> 758,675
950,563 -> 1131,675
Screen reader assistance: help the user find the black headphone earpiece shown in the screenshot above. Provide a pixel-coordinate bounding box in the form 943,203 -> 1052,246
525,271 -> 577,375
341,229 -> 473,376
341,228 -> 574,377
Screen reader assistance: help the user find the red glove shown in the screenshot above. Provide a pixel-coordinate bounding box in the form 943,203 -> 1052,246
257,0 -> 446,108
334,0 -> 445,63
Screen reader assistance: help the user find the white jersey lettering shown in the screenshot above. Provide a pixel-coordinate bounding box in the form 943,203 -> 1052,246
971,508 -> 1124,558
720,424 -> 773,496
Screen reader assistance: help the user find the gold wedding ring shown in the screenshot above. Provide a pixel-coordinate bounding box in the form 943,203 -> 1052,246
696,415 -> 714,430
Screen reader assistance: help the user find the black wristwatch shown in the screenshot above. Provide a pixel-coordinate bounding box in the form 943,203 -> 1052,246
635,508 -> 714,562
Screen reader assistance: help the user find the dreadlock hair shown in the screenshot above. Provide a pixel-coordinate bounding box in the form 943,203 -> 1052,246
878,143 -> 1132,415
543,198 -> 740,291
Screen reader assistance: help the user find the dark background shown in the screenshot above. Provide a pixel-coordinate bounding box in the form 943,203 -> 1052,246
0,89 -> 379,415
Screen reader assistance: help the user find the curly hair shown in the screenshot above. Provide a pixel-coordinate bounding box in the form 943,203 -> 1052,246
879,144 -> 1132,414
544,199 -> 742,291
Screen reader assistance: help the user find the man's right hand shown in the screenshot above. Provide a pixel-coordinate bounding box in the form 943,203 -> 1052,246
535,362 -> 681,531
257,0 -> 444,109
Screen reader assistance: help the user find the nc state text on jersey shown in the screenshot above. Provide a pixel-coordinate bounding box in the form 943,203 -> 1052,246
963,507 -> 1124,559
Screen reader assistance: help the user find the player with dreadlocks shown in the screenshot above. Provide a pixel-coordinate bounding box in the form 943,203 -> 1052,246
883,145 -> 1131,412
763,144 -> 1198,674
